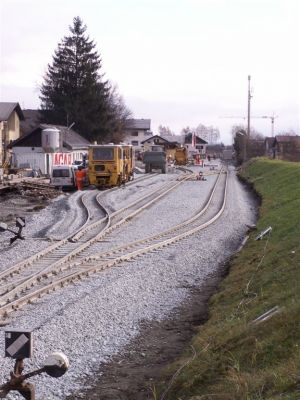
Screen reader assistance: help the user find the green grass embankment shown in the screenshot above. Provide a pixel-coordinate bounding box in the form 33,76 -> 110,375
158,158 -> 300,400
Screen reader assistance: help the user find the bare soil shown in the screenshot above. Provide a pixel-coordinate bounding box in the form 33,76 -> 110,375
65,266 -> 228,400
0,181 -> 61,225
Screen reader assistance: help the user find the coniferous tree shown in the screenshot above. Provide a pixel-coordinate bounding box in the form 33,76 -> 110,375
40,16 -> 130,142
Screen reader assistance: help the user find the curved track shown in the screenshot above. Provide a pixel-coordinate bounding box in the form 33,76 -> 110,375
0,174 -> 193,317
0,168 -> 227,319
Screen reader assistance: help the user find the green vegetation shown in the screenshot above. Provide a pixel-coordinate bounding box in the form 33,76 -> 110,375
40,16 -> 130,143
158,158 -> 300,400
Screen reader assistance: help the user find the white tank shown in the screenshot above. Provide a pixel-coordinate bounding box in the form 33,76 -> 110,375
42,128 -> 61,153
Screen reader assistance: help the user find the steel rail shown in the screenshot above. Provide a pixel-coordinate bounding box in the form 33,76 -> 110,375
70,178 -> 185,242
0,176 -> 190,306
0,170 -> 227,318
0,175 -> 167,282
69,168 -> 226,264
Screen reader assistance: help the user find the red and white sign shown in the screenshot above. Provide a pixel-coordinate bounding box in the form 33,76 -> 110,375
192,132 -> 196,148
53,153 -> 72,165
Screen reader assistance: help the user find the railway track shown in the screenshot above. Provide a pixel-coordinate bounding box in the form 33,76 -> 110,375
45,173 -> 162,241
0,173 -> 194,319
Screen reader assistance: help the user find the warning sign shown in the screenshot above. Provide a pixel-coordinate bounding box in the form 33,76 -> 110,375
5,329 -> 33,359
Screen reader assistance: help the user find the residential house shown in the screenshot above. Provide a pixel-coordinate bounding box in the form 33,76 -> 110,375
10,124 -> 91,175
123,119 -> 152,151
184,133 -> 208,157
0,102 -> 25,165
159,133 -> 183,145
141,135 -> 179,151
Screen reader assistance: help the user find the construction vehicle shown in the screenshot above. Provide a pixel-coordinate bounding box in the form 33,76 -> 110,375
174,147 -> 188,165
88,144 -> 134,188
143,145 -> 167,174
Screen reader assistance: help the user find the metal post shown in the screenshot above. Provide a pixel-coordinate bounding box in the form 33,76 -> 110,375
0,359 -> 35,399
247,75 -> 251,138
246,75 -> 252,161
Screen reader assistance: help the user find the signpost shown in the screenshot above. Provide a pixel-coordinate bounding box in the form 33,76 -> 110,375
5,329 -> 33,359
0,330 -> 69,399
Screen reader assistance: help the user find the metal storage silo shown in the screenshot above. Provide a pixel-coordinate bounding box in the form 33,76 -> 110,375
42,128 -> 62,153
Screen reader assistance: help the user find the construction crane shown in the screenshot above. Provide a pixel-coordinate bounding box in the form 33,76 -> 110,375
257,115 -> 278,137
220,114 -> 278,137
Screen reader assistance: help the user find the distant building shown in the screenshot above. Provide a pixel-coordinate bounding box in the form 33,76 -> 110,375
141,135 -> 179,151
184,133 -> 208,157
123,119 -> 152,151
10,124 -> 91,175
272,135 -> 300,161
159,133 -> 183,144
0,102 -> 25,165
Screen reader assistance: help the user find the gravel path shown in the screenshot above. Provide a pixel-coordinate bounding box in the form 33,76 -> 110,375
0,165 -> 256,399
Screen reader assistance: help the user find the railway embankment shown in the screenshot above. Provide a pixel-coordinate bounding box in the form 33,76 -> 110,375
158,158 -> 300,399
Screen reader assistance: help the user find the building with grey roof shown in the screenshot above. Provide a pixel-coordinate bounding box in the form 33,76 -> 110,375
10,124 -> 91,175
0,102 -> 24,165
123,119 -> 152,151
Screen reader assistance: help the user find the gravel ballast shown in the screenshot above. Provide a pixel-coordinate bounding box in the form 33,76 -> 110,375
0,166 -> 256,399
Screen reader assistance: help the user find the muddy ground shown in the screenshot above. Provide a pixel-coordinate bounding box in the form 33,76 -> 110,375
65,268 -> 228,400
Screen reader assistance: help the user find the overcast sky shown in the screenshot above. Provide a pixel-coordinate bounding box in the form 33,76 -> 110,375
0,0 -> 299,144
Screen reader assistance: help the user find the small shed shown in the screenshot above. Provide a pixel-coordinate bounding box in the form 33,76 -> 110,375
273,135 -> 300,161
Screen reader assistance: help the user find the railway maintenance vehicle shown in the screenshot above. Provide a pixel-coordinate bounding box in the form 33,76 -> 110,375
88,144 -> 134,188
143,145 -> 167,174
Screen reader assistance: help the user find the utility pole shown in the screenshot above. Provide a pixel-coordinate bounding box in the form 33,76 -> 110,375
247,75 -> 252,138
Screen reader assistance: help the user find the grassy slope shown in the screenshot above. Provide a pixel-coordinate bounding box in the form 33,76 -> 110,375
158,159 -> 300,400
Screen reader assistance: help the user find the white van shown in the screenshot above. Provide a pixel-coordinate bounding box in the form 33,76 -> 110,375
50,165 -> 76,190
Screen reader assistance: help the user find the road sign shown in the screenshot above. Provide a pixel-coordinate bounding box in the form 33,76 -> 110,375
5,329 -> 33,359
